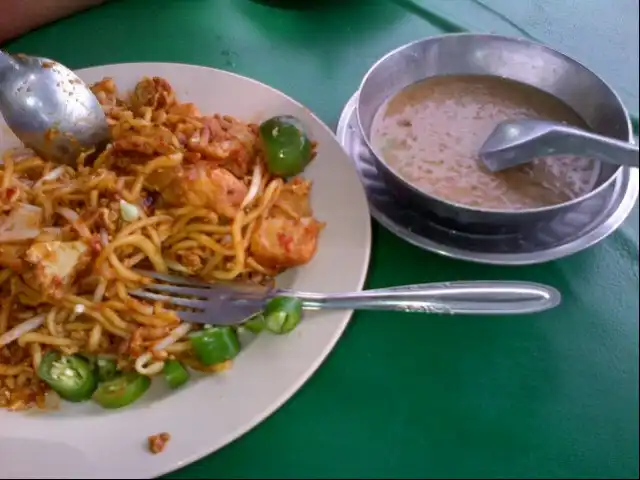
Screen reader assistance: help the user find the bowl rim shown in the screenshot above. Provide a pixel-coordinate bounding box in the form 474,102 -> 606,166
356,32 -> 634,216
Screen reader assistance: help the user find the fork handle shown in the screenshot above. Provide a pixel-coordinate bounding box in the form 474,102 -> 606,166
284,281 -> 560,315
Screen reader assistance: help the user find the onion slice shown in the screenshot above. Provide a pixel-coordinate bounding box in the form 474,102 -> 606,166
5,148 -> 35,162
99,228 -> 109,248
0,314 -> 45,347
241,163 -> 262,209
55,207 -> 92,239
0,229 -> 41,243
55,206 -> 79,223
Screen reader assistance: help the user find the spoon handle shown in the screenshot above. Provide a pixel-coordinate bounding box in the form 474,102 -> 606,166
556,124 -> 639,168
290,281 -> 561,315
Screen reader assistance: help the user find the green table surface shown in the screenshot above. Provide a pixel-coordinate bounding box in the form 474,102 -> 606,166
4,0 -> 639,478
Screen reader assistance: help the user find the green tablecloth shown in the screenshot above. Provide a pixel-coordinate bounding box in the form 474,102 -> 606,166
5,0 -> 638,478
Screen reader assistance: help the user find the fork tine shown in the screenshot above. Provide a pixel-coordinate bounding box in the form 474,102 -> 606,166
142,283 -> 212,298
134,269 -> 214,288
131,269 -> 271,327
174,307 -> 261,326
129,289 -> 207,310
135,269 -> 271,297
173,310 -> 209,323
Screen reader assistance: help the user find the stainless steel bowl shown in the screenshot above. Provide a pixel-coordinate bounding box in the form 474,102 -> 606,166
356,33 -> 634,233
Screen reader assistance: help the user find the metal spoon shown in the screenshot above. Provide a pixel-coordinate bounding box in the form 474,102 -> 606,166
479,119 -> 639,173
0,50 -> 109,166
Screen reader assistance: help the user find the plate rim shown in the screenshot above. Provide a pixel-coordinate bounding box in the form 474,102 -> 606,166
0,62 -> 372,479
337,90 -> 638,266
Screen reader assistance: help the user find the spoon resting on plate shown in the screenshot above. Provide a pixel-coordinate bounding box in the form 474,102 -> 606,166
0,50 -> 110,166
479,119 -> 639,173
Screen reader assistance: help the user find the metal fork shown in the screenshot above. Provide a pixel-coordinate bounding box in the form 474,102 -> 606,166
130,270 -> 561,326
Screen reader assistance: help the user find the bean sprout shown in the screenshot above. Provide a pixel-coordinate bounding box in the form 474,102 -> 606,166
134,323 -> 193,375
33,166 -> 65,189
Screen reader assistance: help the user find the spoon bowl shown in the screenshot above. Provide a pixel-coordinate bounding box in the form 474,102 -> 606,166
479,119 -> 639,173
0,51 -> 109,166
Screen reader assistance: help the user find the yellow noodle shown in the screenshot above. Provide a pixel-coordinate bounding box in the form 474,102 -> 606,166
98,234 -> 167,273
116,215 -> 172,240
30,343 -> 42,370
0,269 -> 11,288
17,333 -> 75,347
0,297 -> 12,336
88,324 -> 102,352
1,154 -> 14,189
44,308 -> 59,337
64,322 -> 95,331
83,309 -> 130,338
200,252 -> 224,278
210,210 -> 246,280
13,157 -> 44,172
0,364 -> 30,376
170,208 -> 219,234
169,239 -> 201,252
90,189 -> 99,208
109,253 -> 147,283
142,153 -> 183,175
187,232 -> 235,256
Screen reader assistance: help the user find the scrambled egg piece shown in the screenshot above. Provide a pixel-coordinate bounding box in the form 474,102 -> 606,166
24,241 -> 91,296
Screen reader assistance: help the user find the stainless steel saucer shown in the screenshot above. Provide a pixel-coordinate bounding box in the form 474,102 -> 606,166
336,92 -> 639,266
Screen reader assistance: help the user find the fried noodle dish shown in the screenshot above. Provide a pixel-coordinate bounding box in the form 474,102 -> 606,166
0,76 -> 324,412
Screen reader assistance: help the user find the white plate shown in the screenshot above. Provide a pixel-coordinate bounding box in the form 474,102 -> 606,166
0,63 -> 371,479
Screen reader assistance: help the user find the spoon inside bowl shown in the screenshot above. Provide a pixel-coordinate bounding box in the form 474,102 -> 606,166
478,119 -> 639,173
0,50 -> 110,166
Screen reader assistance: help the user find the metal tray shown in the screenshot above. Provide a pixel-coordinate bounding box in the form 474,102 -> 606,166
336,92 -> 639,265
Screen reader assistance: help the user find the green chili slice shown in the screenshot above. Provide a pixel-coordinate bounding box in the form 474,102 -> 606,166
37,351 -> 97,402
190,326 -> 241,366
263,296 -> 303,334
96,357 -> 119,382
243,313 -> 267,334
92,372 -> 151,409
163,359 -> 190,389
